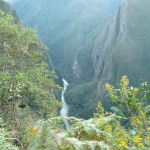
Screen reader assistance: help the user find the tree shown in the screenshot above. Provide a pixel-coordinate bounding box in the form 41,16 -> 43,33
0,10 -> 60,129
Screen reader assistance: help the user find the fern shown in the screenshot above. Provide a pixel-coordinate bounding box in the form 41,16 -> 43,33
62,138 -> 110,150
0,128 -> 19,150
27,120 -> 58,150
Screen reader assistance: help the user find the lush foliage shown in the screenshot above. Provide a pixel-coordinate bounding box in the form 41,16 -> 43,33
0,120 -> 19,150
24,76 -> 149,150
0,10 -> 60,149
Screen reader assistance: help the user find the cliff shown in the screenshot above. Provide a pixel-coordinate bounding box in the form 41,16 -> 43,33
92,0 -> 150,86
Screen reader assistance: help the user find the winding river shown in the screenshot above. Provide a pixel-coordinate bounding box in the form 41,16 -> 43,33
60,79 -> 70,129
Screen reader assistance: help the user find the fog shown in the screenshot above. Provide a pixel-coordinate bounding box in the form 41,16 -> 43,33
4,0 -> 19,3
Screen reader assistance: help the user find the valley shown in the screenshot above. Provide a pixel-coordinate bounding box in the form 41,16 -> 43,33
11,0 -> 124,118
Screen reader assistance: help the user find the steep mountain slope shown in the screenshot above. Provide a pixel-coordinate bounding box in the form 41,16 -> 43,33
92,0 -> 150,86
15,0 -> 149,106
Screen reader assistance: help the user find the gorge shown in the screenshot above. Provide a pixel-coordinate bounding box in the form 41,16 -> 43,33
8,0 -> 150,119
10,0 -> 124,119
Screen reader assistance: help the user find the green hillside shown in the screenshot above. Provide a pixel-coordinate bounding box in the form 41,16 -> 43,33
87,0 -> 150,114
64,0 -> 150,118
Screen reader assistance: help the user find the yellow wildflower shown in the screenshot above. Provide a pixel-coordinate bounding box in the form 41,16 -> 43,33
104,124 -> 112,133
120,75 -> 129,87
133,88 -> 139,92
119,141 -> 127,148
105,83 -> 111,90
105,83 -> 114,92
139,143 -> 144,147
134,135 -> 142,143
146,127 -> 150,131
133,88 -> 139,94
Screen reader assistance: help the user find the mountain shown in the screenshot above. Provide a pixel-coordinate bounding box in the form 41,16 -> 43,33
11,0 -> 124,118
92,0 -> 150,85
11,0 -> 123,81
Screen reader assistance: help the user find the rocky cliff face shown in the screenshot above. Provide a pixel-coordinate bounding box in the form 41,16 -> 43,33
92,0 -> 150,86
92,2 -> 127,81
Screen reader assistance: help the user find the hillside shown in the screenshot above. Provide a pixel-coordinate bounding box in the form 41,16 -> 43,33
0,0 -> 61,149
10,0 -> 150,119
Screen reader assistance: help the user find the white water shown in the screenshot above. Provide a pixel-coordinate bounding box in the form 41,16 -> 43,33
60,79 -> 70,129
72,49 -> 80,78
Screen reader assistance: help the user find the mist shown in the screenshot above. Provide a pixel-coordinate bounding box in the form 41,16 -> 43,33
4,0 -> 18,3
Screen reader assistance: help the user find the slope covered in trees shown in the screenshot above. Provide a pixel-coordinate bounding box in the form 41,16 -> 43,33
0,0 -> 18,17
0,0 -> 60,149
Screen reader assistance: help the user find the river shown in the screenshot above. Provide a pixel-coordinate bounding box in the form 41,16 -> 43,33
60,79 -> 70,129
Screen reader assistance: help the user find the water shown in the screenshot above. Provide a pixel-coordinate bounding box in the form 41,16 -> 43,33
60,79 -> 70,129
72,49 -> 80,78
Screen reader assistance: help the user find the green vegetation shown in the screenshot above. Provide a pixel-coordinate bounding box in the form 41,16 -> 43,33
0,121 -> 19,150
13,76 -> 149,150
0,10 -> 60,149
66,81 -> 98,119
